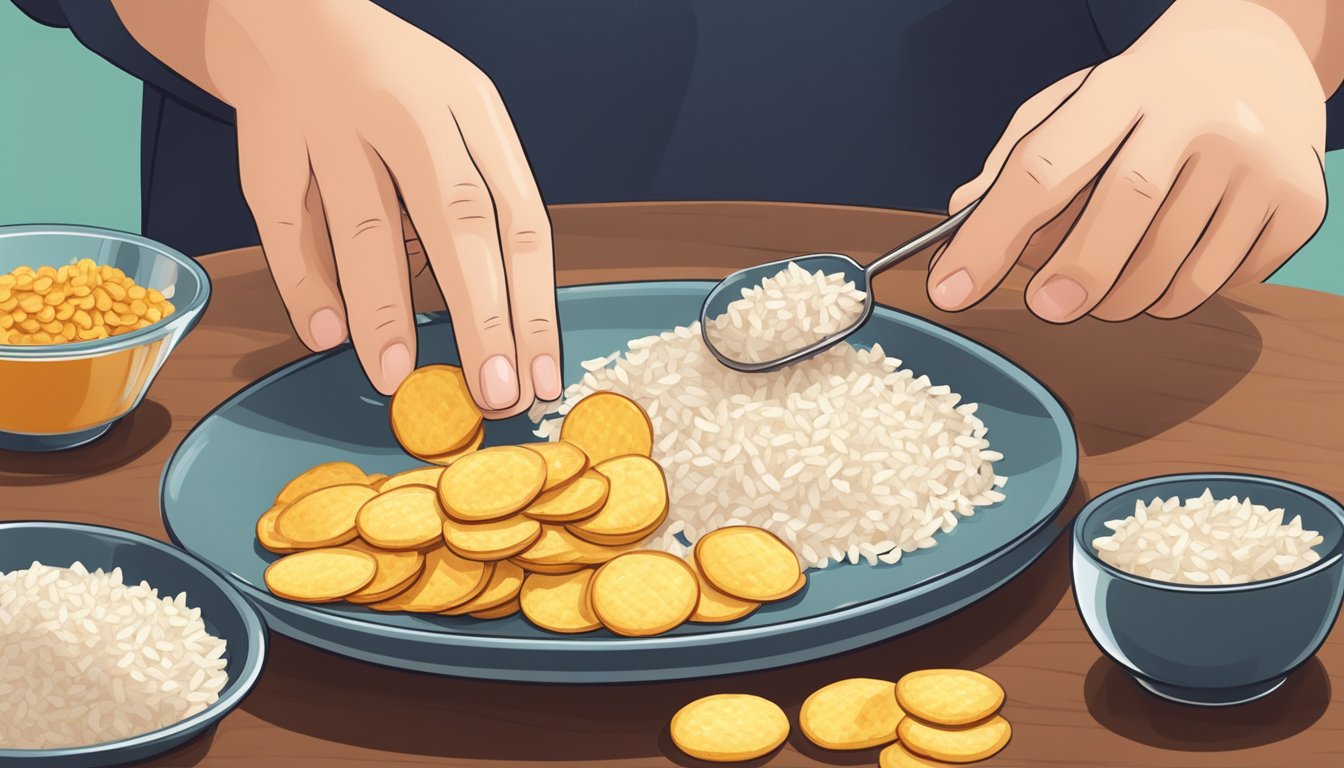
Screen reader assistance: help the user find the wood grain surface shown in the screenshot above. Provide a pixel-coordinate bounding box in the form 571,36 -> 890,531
3,202 -> 1342,767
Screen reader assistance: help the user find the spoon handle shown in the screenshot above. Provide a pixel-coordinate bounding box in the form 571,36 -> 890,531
864,198 -> 980,278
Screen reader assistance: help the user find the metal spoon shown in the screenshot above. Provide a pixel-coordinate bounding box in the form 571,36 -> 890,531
699,200 -> 979,372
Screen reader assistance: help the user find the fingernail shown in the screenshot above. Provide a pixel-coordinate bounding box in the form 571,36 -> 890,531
532,354 -> 562,401
931,268 -> 974,309
1032,275 -> 1088,321
480,355 -> 520,410
380,342 -> 413,391
308,307 -> 345,349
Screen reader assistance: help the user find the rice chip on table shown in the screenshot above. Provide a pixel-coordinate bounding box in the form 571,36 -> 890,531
379,466 -> 446,493
389,364 -> 483,457
523,440 -> 590,492
879,743 -> 946,768
355,485 -> 445,550
896,669 -> 1004,726
670,694 -> 789,762
343,542 -> 426,604
523,470 -> 610,523
265,548 -> 377,602
371,547 -> 491,612
559,391 -> 654,465
274,461 -> 368,506
590,551 -> 698,636
519,569 -> 602,633
800,677 -> 903,750
275,484 -> 378,548
898,714 -> 1011,763
568,455 -> 669,545
443,515 -> 543,561
442,560 -> 525,615
694,526 -> 804,602
438,446 -> 547,521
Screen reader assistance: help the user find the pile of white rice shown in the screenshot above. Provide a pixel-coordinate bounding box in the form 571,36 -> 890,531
533,263 -> 1005,569
0,561 -> 229,750
705,261 -> 867,364
1092,489 -> 1325,585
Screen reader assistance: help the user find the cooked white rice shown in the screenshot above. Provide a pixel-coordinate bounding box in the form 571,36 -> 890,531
0,561 -> 229,750
1092,489 -> 1325,585
705,261 -> 868,364
532,266 -> 1005,570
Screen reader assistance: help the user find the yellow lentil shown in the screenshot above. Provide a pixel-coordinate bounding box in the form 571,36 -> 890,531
0,259 -> 175,345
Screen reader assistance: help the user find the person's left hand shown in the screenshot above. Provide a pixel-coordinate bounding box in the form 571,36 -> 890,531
928,0 -> 1329,322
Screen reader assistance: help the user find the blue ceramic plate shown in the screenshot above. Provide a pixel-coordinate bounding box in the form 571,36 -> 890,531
0,522 -> 266,766
161,281 -> 1076,682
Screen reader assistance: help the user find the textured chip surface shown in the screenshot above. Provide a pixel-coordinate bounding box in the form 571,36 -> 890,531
275,484 -> 378,548
568,455 -> 667,545
896,669 -> 1005,726
670,694 -> 789,762
559,391 -> 654,465
898,714 -> 1011,763
800,678 -> 903,750
390,365 -> 483,457
695,525 -> 804,602
356,486 -> 445,549
265,548 -> 376,602
438,446 -> 547,521
519,570 -> 601,633
590,551 -> 697,636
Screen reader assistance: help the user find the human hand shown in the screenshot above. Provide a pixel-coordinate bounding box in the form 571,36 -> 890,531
929,0 -> 1330,322
115,0 -> 560,416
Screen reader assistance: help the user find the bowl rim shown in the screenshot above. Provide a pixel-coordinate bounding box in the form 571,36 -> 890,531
0,520 -> 267,761
0,224 -> 211,359
1072,472 -> 1344,593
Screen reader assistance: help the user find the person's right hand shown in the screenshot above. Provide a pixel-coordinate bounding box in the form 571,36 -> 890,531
114,0 -> 561,417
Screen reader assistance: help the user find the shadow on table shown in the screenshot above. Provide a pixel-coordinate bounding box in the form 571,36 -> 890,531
0,400 -> 171,487
1083,656 -> 1331,750
239,485 -> 1078,763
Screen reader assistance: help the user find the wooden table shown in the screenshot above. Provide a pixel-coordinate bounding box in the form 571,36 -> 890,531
4,202 -> 1342,768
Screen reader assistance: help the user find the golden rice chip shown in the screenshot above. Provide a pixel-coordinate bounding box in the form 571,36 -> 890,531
590,551 -> 697,637
265,548 -> 376,602
514,525 -> 584,566
897,714 -> 1011,764
512,559 -> 586,576
370,548 -> 491,612
800,678 -> 903,750
343,542 -> 426,604
879,743 -> 945,768
519,569 -> 601,633
366,473 -> 389,490
524,470 -> 610,523
567,455 -> 667,545
470,596 -> 520,620
443,515 -> 542,561
256,505 -> 301,554
356,485 -> 445,550
524,440 -> 589,492
670,694 -> 788,762
275,484 -> 378,548
895,669 -> 1005,726
559,391 -> 653,465
442,560 -> 525,615
274,461 -> 367,506
420,425 -> 485,466
438,446 -> 546,521
378,466 -> 445,493
688,559 -> 758,623
389,364 -> 483,457
695,526 -> 804,603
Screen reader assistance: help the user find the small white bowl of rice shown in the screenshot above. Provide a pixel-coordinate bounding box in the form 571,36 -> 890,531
0,522 -> 266,767
1072,473 -> 1344,707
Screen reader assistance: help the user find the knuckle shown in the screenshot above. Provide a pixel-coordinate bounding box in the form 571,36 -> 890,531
1007,143 -> 1062,192
1117,168 -> 1161,200
446,182 -> 495,223
505,217 -> 552,256
347,216 -> 391,243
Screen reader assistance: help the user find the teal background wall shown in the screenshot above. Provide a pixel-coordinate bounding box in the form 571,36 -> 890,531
0,2 -> 1338,295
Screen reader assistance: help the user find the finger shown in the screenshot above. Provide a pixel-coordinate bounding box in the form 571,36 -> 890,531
377,115 -> 525,417
1023,135 -> 1190,323
948,67 -> 1093,214
1147,177 -> 1274,319
453,76 -> 562,402
1018,180 -> 1095,272
310,139 -> 417,395
236,115 -> 346,350
929,74 -> 1138,311
1090,156 -> 1224,321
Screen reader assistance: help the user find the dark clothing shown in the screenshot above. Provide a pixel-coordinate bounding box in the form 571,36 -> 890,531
20,1 -> 1335,258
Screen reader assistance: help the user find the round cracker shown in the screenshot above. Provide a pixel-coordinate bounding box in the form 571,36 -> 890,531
524,470 -> 610,523
695,526 -> 803,602
438,446 -> 547,521
265,548 -> 376,602
519,570 -> 601,633
379,466 -> 445,493
524,440 -> 589,492
670,694 -> 788,762
419,425 -> 485,466
514,525 -> 584,566
800,678 -> 903,750
442,560 -> 525,615
443,515 -> 542,561
568,455 -> 667,545
590,551 -> 697,637
274,461 -> 368,506
879,743 -> 945,768
343,542 -> 426,604
389,364 -> 483,457
559,391 -> 653,465
256,504 -> 301,554
511,559 -> 587,576
689,559 -> 758,623
356,485 -> 445,549
275,484 -> 377,548
470,596 -> 520,620
897,714 -> 1011,764
370,548 -> 491,613
895,669 -> 1005,726
366,473 -> 389,489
